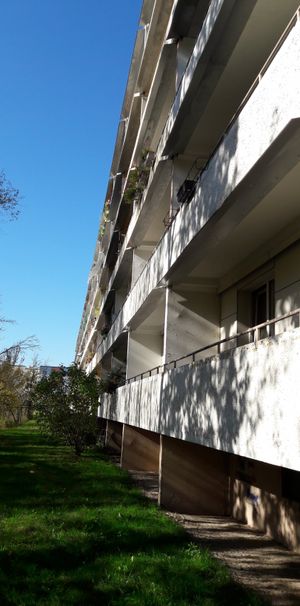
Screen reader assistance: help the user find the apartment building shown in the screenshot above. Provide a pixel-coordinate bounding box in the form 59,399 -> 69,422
76,0 -> 300,552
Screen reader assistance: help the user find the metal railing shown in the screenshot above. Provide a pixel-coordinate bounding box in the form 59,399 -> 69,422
125,308 -> 300,385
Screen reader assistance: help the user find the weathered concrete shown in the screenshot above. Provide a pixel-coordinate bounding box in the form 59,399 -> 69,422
122,458 -> 300,606
231,456 -> 300,553
121,424 -> 160,472
105,420 -> 123,453
159,435 -> 229,514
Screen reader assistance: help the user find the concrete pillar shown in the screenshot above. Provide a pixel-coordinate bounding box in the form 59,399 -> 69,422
121,424 -> 160,472
159,435 -> 230,514
105,420 -> 123,453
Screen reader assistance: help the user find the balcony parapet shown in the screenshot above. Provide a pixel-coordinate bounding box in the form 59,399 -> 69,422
100,326 -> 300,472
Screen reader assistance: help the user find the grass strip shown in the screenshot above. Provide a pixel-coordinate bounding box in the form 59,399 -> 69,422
0,422 -> 267,605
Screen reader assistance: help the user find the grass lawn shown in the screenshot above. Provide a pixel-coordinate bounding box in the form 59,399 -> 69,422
0,422 -> 267,606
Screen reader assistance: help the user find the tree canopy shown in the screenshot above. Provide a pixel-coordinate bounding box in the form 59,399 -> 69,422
32,364 -> 101,455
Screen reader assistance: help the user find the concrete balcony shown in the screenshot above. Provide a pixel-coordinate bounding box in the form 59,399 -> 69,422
156,0 -> 299,163
100,326 -> 300,472
111,0 -> 173,176
95,15 -> 300,364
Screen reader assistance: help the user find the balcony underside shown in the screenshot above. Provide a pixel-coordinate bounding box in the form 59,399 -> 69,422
159,0 -> 299,160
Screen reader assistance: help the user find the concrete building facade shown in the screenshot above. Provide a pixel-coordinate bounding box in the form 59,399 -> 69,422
76,0 -> 300,552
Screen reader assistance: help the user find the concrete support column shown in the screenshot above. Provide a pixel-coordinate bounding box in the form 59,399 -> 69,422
159,435 -> 230,514
105,420 -> 123,453
121,424 -> 160,472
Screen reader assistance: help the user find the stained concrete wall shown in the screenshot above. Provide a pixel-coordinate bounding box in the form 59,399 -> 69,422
159,436 -> 229,514
231,455 -> 300,552
106,420 -> 123,453
101,328 -> 300,472
121,424 -> 160,472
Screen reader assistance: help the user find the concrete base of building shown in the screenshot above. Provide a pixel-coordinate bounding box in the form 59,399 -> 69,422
231,456 -> 300,552
103,420 -> 300,552
105,420 -> 123,453
159,435 -> 230,515
121,424 -> 160,472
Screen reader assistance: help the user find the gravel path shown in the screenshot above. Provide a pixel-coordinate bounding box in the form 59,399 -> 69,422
128,469 -> 300,606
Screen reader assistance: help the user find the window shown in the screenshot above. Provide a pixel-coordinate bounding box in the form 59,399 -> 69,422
237,276 -> 275,345
252,280 -> 274,339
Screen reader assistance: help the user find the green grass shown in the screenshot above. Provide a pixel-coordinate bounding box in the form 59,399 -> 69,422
0,423 -> 267,606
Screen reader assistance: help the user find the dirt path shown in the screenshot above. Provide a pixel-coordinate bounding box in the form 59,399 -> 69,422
129,469 -> 300,606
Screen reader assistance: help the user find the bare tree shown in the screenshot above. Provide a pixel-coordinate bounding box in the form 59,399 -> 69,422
0,339 -> 39,426
0,170 -> 20,219
0,336 -> 39,362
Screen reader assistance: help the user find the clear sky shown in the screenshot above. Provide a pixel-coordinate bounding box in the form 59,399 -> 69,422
0,0 -> 142,366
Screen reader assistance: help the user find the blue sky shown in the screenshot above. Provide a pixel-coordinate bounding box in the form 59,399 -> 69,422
0,0 -> 141,365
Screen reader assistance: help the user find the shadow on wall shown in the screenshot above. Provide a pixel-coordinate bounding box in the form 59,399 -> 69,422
160,333 -> 289,459
233,478 -> 300,552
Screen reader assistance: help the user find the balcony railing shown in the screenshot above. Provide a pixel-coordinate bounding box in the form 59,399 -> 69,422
125,307 -> 300,384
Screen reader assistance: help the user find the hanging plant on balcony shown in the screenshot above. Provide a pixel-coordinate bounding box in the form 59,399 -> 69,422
123,150 -> 155,205
123,168 -> 143,204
